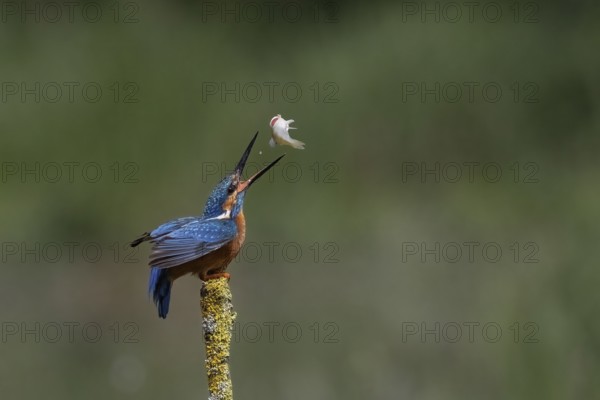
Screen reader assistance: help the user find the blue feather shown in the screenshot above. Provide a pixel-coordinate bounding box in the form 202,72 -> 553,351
149,267 -> 172,319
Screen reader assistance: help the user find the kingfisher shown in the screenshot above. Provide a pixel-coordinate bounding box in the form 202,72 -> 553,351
131,132 -> 284,319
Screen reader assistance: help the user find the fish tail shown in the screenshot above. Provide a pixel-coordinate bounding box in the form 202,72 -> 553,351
289,138 -> 305,149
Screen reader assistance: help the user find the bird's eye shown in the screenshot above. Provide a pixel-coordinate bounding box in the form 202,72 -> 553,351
227,184 -> 236,194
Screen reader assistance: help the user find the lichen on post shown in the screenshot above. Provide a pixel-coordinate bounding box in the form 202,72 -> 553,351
200,277 -> 237,400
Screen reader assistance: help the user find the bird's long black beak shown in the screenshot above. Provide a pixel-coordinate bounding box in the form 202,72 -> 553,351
235,132 -> 259,175
235,132 -> 285,191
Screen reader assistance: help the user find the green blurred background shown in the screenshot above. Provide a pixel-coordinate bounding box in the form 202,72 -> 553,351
1,1 -> 599,399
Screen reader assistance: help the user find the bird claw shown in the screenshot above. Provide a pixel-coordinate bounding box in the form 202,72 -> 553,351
203,272 -> 231,281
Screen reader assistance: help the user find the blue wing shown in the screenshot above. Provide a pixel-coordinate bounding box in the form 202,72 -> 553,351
131,217 -> 197,247
150,217 -> 198,239
149,218 -> 237,269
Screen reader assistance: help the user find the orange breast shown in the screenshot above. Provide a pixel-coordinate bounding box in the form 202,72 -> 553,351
234,211 -> 246,249
169,212 -> 247,281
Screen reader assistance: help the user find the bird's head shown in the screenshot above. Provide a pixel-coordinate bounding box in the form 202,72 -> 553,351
202,132 -> 284,219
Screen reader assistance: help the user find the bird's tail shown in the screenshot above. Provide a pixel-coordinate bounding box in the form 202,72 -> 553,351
269,137 -> 276,147
288,138 -> 305,149
149,267 -> 172,319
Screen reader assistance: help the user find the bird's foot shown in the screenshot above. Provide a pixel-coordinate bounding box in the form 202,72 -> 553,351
204,272 -> 231,281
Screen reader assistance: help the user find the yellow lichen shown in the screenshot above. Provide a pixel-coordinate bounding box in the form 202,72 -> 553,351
201,277 -> 236,400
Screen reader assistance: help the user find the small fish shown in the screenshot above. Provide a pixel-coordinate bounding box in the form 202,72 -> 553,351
269,114 -> 305,150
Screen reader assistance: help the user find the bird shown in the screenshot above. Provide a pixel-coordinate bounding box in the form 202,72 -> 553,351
269,114 -> 305,149
131,132 -> 284,319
